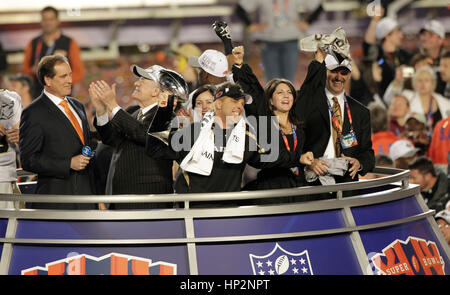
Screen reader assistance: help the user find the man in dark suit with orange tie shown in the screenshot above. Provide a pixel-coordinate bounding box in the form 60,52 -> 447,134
19,54 -> 97,209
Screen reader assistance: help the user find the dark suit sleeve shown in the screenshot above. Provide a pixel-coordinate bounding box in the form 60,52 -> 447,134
94,117 -> 124,148
19,108 -> 71,178
94,109 -> 150,147
294,60 -> 327,121
110,109 -> 150,145
232,64 -> 269,117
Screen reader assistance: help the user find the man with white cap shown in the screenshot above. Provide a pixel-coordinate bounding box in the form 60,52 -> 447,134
389,139 -> 419,169
188,49 -> 230,86
90,65 -> 188,209
295,45 -> 375,187
146,82 -> 305,195
363,8 -> 411,97
435,201 -> 450,246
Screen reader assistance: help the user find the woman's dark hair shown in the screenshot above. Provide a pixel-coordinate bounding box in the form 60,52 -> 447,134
36,54 -> 69,86
192,84 -> 216,107
264,78 -> 304,129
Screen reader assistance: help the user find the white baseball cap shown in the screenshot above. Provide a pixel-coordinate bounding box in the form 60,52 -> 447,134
376,17 -> 399,40
435,208 -> 450,224
325,54 -> 352,72
420,20 -> 445,39
389,139 -> 419,161
132,64 -> 165,82
188,49 -> 228,78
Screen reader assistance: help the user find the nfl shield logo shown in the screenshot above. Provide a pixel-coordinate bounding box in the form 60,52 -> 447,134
249,243 -> 314,275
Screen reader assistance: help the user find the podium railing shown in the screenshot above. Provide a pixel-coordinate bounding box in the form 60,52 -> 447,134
0,167 -> 449,275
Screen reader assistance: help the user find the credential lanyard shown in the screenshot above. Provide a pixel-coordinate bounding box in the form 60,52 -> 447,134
326,96 -> 354,134
279,122 -> 297,152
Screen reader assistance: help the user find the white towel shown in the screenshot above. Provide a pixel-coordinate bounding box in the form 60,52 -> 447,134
180,111 -> 246,175
222,115 -> 246,164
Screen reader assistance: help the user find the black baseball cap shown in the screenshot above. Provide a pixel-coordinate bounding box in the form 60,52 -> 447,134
214,83 -> 252,104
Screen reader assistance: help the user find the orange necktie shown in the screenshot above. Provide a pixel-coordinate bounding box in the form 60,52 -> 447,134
60,100 -> 85,145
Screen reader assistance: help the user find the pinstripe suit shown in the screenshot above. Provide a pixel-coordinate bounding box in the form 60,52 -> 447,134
94,105 -> 174,209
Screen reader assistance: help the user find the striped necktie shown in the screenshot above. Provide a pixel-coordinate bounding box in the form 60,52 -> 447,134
332,97 -> 342,157
137,109 -> 144,121
59,100 -> 85,145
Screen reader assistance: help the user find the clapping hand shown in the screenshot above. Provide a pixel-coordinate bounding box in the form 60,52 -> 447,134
89,80 -> 118,113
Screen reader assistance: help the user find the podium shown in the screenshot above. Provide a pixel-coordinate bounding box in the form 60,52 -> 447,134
1,168 -> 449,275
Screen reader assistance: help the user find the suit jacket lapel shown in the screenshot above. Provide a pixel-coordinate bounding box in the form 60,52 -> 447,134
342,94 -> 353,134
41,94 -> 84,146
319,94 -> 331,133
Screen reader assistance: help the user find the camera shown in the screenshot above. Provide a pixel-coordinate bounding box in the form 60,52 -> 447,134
402,67 -> 414,78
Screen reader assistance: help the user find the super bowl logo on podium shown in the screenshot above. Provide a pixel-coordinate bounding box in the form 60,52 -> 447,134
249,243 -> 313,275
21,253 -> 177,275
371,236 -> 445,275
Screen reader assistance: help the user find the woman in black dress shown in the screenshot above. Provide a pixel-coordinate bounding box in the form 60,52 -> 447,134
231,46 -> 313,192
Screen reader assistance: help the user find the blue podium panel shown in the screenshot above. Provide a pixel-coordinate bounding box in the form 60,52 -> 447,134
194,210 -> 345,238
0,219 -> 6,258
351,196 -> 423,226
360,220 -> 450,275
15,219 -> 186,239
196,235 -> 362,275
9,245 -> 189,275
0,219 -> 7,238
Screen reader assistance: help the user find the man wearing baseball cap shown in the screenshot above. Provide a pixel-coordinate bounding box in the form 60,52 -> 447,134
389,139 -> 419,169
295,45 -> 375,189
90,64 -> 187,209
362,6 -> 412,98
188,49 -> 229,86
418,19 -> 447,97
419,20 -> 446,66
146,82 -> 303,195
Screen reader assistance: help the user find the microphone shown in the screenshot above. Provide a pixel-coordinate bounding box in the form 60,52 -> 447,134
82,146 -> 96,158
